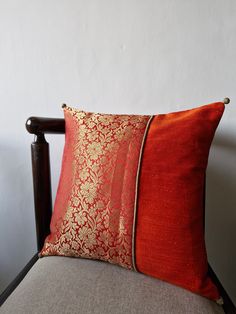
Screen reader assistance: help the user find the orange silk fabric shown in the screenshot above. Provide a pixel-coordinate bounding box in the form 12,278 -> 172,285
41,108 -> 150,269
135,102 -> 225,300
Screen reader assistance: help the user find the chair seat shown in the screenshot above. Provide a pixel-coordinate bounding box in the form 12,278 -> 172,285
0,256 -> 224,314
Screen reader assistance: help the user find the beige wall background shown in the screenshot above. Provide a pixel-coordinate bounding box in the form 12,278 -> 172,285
0,0 -> 235,304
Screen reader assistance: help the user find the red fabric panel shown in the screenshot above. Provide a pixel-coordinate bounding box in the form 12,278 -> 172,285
41,108 -> 150,269
135,102 -> 225,300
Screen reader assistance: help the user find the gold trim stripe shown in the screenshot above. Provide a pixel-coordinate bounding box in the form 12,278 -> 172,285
132,115 -> 154,271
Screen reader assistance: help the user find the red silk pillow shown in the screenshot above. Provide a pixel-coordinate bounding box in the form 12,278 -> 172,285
41,102 -> 224,302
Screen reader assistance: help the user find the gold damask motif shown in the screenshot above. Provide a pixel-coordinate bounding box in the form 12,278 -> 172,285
41,107 -> 150,269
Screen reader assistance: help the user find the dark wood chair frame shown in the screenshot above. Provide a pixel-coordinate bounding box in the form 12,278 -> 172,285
0,116 -> 235,314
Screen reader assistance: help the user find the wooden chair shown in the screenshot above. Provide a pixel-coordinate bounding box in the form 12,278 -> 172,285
0,115 -> 235,314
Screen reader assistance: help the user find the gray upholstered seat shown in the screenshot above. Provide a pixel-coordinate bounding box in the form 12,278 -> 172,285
0,256 -> 224,314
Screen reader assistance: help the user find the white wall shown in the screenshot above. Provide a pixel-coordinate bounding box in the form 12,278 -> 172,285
0,0 -> 235,304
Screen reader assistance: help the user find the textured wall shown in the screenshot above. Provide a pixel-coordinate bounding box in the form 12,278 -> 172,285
0,0 -> 235,304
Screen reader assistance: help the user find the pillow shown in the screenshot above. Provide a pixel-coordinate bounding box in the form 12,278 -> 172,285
41,102 -> 225,302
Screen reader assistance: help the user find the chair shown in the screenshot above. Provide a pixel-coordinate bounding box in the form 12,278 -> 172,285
0,116 -> 235,314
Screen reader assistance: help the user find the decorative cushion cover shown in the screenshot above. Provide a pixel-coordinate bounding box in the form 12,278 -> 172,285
41,102 -> 225,302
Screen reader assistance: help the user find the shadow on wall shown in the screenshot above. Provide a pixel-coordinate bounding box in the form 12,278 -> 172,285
0,143 -> 36,294
206,133 -> 236,303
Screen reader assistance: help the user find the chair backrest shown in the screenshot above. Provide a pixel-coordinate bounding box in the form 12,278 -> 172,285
26,117 -> 65,251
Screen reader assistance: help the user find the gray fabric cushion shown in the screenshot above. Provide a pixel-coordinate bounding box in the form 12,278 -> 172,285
0,256 -> 224,314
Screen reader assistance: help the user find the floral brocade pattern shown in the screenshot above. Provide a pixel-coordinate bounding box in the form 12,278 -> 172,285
41,107 -> 150,269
